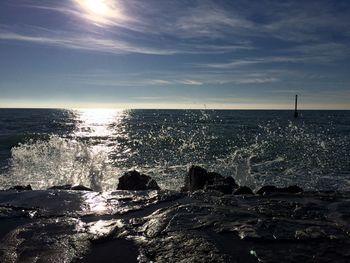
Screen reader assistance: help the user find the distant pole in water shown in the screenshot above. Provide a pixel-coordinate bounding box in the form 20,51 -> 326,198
294,95 -> 299,118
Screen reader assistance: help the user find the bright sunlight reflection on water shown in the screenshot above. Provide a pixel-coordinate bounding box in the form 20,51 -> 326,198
74,109 -> 122,138
73,108 -> 125,165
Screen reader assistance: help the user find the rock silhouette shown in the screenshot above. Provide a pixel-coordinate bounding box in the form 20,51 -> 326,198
48,184 -> 93,191
8,185 -> 32,191
234,186 -> 254,195
117,170 -> 160,191
257,185 -> 303,195
183,166 -> 238,194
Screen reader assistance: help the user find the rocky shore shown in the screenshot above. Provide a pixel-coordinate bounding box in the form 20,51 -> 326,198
1,166 -> 350,262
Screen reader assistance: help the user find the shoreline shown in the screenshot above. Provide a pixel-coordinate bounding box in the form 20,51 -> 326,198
1,187 -> 350,262
1,167 -> 350,262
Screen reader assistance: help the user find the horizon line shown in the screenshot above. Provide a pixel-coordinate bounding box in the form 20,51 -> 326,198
0,107 -> 349,111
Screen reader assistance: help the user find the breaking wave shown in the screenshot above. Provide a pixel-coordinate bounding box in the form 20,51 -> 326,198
1,110 -> 349,191
1,136 -> 119,191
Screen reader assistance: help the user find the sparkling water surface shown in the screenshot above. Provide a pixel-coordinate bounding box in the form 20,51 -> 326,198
0,109 -> 349,191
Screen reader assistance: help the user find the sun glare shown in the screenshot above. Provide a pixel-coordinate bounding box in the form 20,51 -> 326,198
75,108 -> 121,137
85,0 -> 110,16
74,0 -> 124,25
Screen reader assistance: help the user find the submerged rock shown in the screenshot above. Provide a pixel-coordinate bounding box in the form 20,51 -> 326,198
234,186 -> 254,195
8,185 -> 32,191
182,166 -> 238,194
117,170 -> 160,191
257,185 -> 303,195
48,184 -> 93,191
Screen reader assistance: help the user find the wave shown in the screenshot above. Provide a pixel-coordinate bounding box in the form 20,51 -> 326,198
1,111 -> 349,192
1,135 -> 119,191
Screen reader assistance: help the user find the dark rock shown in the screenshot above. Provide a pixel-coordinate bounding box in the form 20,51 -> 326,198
145,178 -> 160,190
1,186 -> 349,263
234,186 -> 254,195
117,170 -> 160,191
71,185 -> 93,191
49,185 -> 72,190
8,185 -> 32,191
48,184 -> 93,191
223,177 -> 238,188
284,185 -> 303,194
184,166 -> 208,191
205,183 -> 234,195
183,166 -> 238,194
257,185 -> 303,195
256,185 -> 278,195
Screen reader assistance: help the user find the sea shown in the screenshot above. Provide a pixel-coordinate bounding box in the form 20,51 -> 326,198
0,109 -> 349,192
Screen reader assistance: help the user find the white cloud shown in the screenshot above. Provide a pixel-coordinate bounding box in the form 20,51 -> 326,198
0,24 -> 254,56
178,80 -> 203,86
197,56 -> 307,69
144,79 -> 173,85
236,77 -> 279,84
9,0 -> 350,58
172,4 -> 254,39
0,30 -> 179,55
21,1 -> 139,30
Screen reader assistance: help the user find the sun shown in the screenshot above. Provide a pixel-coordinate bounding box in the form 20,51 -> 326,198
84,0 -> 110,16
74,0 -> 124,25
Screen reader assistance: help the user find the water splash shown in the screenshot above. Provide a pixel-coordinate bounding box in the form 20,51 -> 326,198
1,135 -> 119,191
1,110 -> 349,191
228,120 -> 350,190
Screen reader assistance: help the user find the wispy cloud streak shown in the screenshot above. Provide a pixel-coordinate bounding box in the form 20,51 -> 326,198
0,30 -> 178,55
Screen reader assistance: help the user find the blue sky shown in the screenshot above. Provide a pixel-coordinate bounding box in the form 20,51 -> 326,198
0,0 -> 349,109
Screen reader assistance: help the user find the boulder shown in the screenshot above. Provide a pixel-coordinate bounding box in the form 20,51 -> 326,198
234,186 -> 254,195
183,166 -> 238,194
8,185 -> 32,191
184,166 -> 208,191
117,170 -> 160,191
48,184 -> 93,191
223,177 -> 238,188
257,185 -> 303,195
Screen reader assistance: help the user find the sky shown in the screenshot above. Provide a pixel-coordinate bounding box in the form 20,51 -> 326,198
0,0 -> 350,109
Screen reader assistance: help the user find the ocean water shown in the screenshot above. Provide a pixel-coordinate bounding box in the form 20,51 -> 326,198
0,109 -> 349,191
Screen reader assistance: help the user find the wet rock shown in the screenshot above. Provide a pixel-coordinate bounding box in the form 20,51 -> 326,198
223,176 -> 238,188
256,185 -> 278,195
284,185 -> 304,194
183,166 -> 238,194
0,218 -> 90,262
257,185 -> 303,195
117,170 -> 160,191
205,183 -> 234,194
48,184 -> 93,191
0,189 -> 350,262
8,185 -> 32,191
49,184 -> 72,190
183,165 -> 208,191
234,186 -> 254,195
139,233 -> 228,263
295,226 -> 327,240
139,203 -> 230,262
71,185 -> 93,191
